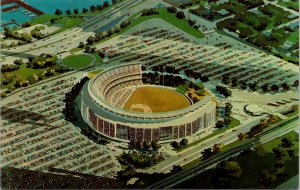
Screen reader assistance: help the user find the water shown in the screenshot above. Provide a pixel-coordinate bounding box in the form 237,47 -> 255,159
1,3 -> 38,31
1,0 -> 112,31
23,0 -> 112,14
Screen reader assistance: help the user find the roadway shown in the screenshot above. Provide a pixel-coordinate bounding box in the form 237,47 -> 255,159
146,116 -> 298,189
1,0 -> 159,64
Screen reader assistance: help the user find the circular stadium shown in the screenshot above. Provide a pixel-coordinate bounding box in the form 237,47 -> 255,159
80,63 -> 216,143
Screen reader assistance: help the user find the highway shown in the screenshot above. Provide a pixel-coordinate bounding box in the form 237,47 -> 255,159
146,116 -> 298,189
1,0 -> 157,64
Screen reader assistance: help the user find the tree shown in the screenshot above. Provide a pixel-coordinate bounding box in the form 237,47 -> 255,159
143,141 -> 152,150
281,83 -> 290,91
201,148 -> 213,159
224,103 -> 232,116
180,138 -> 188,147
129,140 -> 136,148
213,143 -> 223,153
103,1 -> 109,8
170,141 -> 180,149
73,9 -> 79,14
22,21 -> 31,27
188,19 -> 196,26
261,84 -> 269,92
86,36 -> 95,44
90,5 -> 96,12
259,170 -> 277,187
151,141 -> 161,150
215,120 -> 225,129
292,80 -> 299,87
95,32 -> 104,41
170,165 -> 182,173
55,9 -> 62,15
13,59 -> 23,65
238,133 -> 248,141
270,84 -> 279,92
82,8 -> 88,14
78,42 -> 85,48
216,160 -> 242,178
167,6 -> 177,13
176,11 -> 185,19
65,10 -> 71,15
224,116 -> 232,125
50,18 -> 56,24
281,138 -> 293,148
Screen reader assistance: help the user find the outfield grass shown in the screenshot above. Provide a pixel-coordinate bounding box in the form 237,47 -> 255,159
123,87 -> 191,112
177,117 -> 240,152
62,54 -> 93,68
176,84 -> 187,94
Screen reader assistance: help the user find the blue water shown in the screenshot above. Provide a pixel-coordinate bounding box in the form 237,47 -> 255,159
1,3 -> 37,31
1,0 -> 112,31
23,0 -> 112,14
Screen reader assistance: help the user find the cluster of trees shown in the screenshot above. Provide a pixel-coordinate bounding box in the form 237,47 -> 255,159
166,6 -> 186,19
184,69 -> 209,82
3,27 -> 33,42
201,143 -> 224,159
259,137 -> 296,187
212,159 -> 242,188
63,77 -> 89,122
27,54 -> 58,69
128,140 -> 161,151
141,8 -> 159,16
170,138 -> 188,149
215,103 -> 233,129
246,115 -> 279,137
54,1 -> 111,15
216,85 -> 231,97
1,64 -> 20,73
30,26 -> 45,40
118,151 -> 164,169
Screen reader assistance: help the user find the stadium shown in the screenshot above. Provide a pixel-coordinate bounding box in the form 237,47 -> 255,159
80,63 -> 216,143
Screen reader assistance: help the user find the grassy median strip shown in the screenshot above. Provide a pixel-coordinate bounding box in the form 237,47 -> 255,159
177,117 -> 240,152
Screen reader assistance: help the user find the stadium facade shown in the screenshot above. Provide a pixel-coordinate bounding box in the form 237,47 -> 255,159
81,63 -> 216,143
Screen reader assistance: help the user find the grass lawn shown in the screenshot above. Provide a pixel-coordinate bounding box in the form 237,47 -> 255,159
62,54 -> 93,68
88,53 -> 102,64
176,84 -> 187,94
31,14 -> 60,24
177,130 -> 299,189
124,8 -> 205,38
69,47 -> 82,53
16,64 -> 46,80
177,117 -> 240,152
87,69 -> 103,78
260,130 -> 298,153
93,8 -> 205,46
31,14 -> 84,35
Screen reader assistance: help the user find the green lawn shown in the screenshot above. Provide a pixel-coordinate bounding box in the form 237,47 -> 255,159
62,54 -> 93,68
124,8 -> 205,38
260,131 -> 298,153
16,63 -> 46,80
69,47 -> 82,53
31,14 -> 60,24
178,130 -> 299,189
176,84 -> 187,94
93,8 -> 205,46
177,117 -> 240,152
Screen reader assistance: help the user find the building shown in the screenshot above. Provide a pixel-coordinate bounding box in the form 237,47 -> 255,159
80,63 -> 216,143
